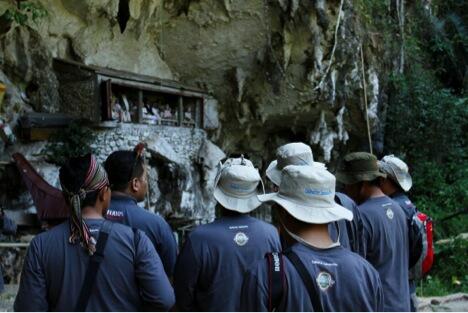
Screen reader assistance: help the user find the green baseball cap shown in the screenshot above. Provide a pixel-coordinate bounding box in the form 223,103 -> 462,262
336,152 -> 386,184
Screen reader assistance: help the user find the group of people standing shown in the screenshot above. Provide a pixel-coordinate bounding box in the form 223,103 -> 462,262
13,142 -> 419,312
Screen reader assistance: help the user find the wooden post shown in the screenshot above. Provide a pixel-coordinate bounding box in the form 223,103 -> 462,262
101,79 -> 113,121
138,90 -> 143,123
195,98 -> 201,128
178,96 -> 183,126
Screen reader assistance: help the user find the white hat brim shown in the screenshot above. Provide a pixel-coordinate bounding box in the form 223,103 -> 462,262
265,160 -> 281,186
258,193 -> 353,224
214,187 -> 262,213
378,159 -> 413,192
394,171 -> 413,192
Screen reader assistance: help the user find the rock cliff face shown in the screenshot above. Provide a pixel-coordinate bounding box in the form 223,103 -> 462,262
0,0 -> 395,222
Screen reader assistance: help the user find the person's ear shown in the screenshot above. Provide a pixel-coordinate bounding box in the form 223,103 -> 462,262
98,187 -> 108,202
130,178 -> 139,192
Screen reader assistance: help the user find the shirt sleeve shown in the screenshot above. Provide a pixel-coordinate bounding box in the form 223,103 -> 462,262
1,215 -> 17,235
173,237 -> 200,311
14,239 -> 49,311
351,203 -> 366,257
134,230 -> 175,311
240,266 -> 269,312
271,227 -> 283,252
156,218 -> 178,278
360,213 -> 373,260
375,274 -> 385,312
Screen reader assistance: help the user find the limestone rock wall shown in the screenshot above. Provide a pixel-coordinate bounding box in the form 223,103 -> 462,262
0,0 -> 391,164
0,0 -> 397,224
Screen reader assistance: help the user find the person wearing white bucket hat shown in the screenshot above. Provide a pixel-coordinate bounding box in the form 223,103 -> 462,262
379,155 -> 419,312
174,157 -> 281,312
337,152 -> 411,312
378,155 -> 416,217
265,142 -> 364,256
213,157 -> 263,213
266,142 -> 316,187
240,164 -> 383,312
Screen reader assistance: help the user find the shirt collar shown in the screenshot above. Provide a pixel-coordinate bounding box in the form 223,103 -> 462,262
111,193 -> 138,204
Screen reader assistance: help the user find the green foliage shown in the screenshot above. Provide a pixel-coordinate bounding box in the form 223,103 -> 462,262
1,1 -> 48,27
417,238 -> 468,296
41,122 -> 97,166
384,1 -> 468,239
356,0 -> 395,31
382,0 -> 467,296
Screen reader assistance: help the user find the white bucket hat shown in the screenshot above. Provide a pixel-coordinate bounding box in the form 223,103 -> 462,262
213,157 -> 263,213
378,155 -> 413,192
266,142 -> 324,186
259,164 -> 353,224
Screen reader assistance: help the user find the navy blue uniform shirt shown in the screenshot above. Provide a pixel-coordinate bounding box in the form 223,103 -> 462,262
329,192 -> 365,256
391,192 -> 418,311
14,219 -> 174,311
360,196 -> 411,311
392,192 -> 417,220
240,242 -> 383,311
106,194 -> 177,276
174,214 -> 281,311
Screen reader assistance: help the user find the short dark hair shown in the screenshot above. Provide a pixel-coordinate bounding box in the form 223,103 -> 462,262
104,150 -> 145,191
367,177 -> 382,187
59,154 -> 99,207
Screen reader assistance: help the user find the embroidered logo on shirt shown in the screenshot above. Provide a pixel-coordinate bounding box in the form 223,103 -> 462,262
386,208 -> 394,220
316,271 -> 335,291
311,260 -> 338,267
233,232 -> 249,246
106,210 -> 124,221
229,225 -> 248,230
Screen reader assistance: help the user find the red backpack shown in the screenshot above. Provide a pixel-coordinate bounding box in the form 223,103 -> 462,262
409,212 -> 434,279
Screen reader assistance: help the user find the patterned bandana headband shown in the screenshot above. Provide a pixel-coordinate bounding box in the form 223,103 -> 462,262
61,155 -> 109,255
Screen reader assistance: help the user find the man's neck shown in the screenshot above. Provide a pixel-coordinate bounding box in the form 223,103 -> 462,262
365,184 -> 386,199
220,207 -> 243,217
112,190 -> 133,197
112,190 -> 136,199
81,206 -> 104,219
286,223 -> 335,249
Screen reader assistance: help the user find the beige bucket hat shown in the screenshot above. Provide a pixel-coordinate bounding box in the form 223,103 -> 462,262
266,142 -> 324,186
259,164 -> 353,224
214,157 -> 263,213
378,155 -> 413,192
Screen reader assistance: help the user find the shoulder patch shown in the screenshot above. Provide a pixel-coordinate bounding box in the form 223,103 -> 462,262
233,232 -> 249,246
386,208 -> 394,220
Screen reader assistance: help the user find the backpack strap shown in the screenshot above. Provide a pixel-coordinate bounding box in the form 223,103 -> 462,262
284,249 -> 324,312
75,220 -> 113,311
266,252 -> 286,311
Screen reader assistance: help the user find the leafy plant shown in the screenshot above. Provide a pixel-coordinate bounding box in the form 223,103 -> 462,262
1,1 -> 48,27
417,238 -> 468,296
381,0 -> 467,297
41,122 -> 97,166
